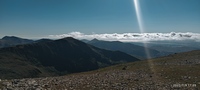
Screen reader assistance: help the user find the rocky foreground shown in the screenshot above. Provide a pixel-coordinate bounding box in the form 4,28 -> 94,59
0,71 -> 190,90
0,65 -> 199,90
1,50 -> 200,90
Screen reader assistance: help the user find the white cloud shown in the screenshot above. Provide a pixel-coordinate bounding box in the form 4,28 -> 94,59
47,32 -> 200,42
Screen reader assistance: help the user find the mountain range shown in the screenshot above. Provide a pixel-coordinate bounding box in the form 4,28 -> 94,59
87,39 -> 169,59
0,37 -> 139,79
1,36 -> 199,79
132,40 -> 200,53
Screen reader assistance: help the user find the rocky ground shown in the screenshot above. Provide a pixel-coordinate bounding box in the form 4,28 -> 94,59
1,51 -> 200,90
0,66 -> 199,90
0,70 -> 181,90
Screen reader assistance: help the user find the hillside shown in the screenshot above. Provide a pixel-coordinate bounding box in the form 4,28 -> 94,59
0,36 -> 33,48
87,39 -> 165,59
1,50 -> 199,89
0,37 -> 139,79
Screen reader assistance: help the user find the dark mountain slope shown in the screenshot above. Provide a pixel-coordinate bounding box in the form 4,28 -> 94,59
0,37 -> 139,79
1,50 -> 199,89
34,39 -> 53,43
87,39 -> 162,59
0,36 -> 33,48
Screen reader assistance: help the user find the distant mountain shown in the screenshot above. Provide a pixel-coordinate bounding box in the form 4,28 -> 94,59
149,45 -> 199,53
81,39 -> 90,43
34,38 -> 53,43
0,36 -> 34,48
132,40 -> 200,53
0,37 -> 139,79
87,39 -> 166,59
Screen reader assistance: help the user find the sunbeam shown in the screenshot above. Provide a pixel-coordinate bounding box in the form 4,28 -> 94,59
133,0 -> 151,59
133,0 -> 144,33
133,0 -> 158,82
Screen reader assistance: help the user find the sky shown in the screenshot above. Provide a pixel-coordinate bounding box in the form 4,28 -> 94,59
0,0 -> 200,38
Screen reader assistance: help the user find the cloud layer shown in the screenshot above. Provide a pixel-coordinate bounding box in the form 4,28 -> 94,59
47,32 -> 200,42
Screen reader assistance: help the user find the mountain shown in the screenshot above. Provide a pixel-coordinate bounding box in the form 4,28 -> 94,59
149,45 -> 199,53
34,38 -> 54,43
132,40 -> 200,53
0,36 -> 34,48
80,39 -> 90,43
1,50 -> 199,89
87,39 -> 165,59
0,37 -> 139,79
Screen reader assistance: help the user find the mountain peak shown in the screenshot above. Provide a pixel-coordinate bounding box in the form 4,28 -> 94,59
0,36 -> 33,48
61,37 -> 76,40
60,37 -> 80,43
56,37 -> 85,46
90,38 -> 100,42
2,36 -> 20,40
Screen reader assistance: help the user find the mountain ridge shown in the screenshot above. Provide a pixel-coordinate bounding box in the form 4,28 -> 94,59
0,37 -> 139,79
0,36 -> 34,48
87,38 -> 163,59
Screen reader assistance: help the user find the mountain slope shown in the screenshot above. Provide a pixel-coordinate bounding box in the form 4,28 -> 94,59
87,39 -> 162,59
0,37 -> 139,79
1,50 -> 199,89
0,36 -> 34,48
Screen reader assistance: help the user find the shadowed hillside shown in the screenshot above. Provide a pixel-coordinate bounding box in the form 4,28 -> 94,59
1,50 -> 199,89
0,37 -> 139,79
87,39 -> 166,59
0,36 -> 33,48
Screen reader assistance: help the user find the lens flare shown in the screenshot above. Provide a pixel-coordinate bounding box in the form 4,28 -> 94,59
133,0 -> 144,33
133,0 -> 151,59
133,0 -> 158,82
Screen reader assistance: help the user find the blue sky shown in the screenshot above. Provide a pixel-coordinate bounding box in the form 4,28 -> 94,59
0,0 -> 200,38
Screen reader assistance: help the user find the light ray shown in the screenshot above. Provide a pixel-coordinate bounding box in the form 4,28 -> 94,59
133,0 -> 151,59
133,0 -> 158,82
133,0 -> 144,33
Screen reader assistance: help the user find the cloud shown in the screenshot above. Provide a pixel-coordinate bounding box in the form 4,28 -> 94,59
47,32 -> 200,42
